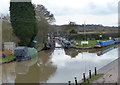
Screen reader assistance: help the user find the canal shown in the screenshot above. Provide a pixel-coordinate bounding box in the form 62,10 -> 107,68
2,46 -> 118,83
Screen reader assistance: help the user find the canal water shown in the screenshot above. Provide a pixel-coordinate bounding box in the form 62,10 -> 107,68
1,46 -> 118,83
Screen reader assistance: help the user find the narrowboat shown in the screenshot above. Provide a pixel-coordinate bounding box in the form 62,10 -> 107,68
95,40 -> 115,48
62,40 -> 73,48
42,42 -> 52,50
14,46 -> 37,61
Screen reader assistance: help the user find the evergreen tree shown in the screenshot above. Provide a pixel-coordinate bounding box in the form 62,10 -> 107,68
10,1 -> 37,46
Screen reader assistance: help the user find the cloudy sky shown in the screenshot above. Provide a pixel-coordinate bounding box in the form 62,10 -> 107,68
0,0 -> 119,26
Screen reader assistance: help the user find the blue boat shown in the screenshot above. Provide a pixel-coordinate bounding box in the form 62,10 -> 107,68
95,40 -> 115,47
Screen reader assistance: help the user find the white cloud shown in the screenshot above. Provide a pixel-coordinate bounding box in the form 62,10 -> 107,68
0,0 -> 10,14
55,13 -> 118,26
0,0 -> 119,26
32,0 -> 119,26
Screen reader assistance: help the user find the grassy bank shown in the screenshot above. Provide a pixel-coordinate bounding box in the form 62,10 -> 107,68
80,74 -> 104,84
74,40 -> 108,47
74,40 -> 97,47
0,54 -> 16,63
38,42 -> 44,48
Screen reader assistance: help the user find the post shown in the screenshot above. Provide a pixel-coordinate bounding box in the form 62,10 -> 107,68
95,67 -> 97,75
74,77 -> 78,85
89,70 -> 91,78
83,73 -> 86,82
68,81 -> 71,85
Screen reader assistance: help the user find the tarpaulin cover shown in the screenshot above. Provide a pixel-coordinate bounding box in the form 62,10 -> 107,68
28,48 -> 37,58
14,47 -> 37,60
14,47 -> 28,58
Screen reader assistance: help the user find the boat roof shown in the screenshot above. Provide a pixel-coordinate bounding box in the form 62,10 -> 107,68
4,42 -> 15,44
15,46 -> 27,50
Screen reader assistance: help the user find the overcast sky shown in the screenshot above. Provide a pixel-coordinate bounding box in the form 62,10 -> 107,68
0,0 -> 119,26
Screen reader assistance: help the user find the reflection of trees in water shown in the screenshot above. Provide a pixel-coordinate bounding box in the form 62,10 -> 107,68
64,46 -> 116,58
2,56 -> 38,83
15,56 -> 38,75
2,62 -> 16,83
15,49 -> 57,83
88,46 -> 116,53
64,49 -> 79,58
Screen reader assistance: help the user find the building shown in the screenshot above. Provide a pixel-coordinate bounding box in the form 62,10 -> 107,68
3,42 -> 16,54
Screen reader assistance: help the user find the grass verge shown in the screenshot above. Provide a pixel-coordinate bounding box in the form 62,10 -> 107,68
38,42 -> 44,48
74,40 -> 108,47
80,74 -> 104,84
74,40 -> 97,47
1,54 -> 16,63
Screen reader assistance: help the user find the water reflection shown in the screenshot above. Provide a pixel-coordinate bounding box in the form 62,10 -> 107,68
64,49 -> 79,58
47,47 -> 118,83
1,46 -> 118,83
2,49 -> 57,83
15,57 -> 38,75
97,46 -> 115,56
2,62 -> 16,83
15,50 -> 57,83
2,55 -> 39,83
64,46 -> 117,58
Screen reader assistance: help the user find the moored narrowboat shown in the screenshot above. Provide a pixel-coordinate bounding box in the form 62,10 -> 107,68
62,40 -> 73,48
95,40 -> 115,48
14,46 -> 37,61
